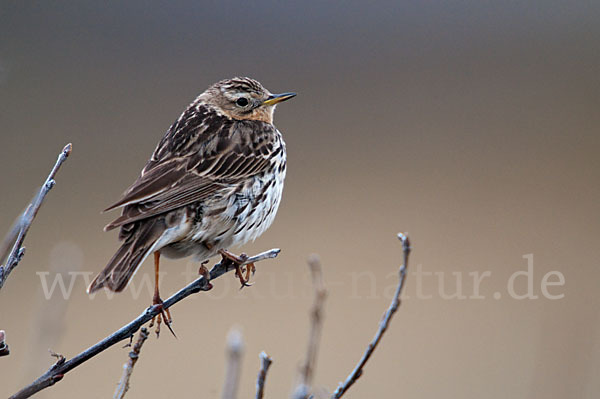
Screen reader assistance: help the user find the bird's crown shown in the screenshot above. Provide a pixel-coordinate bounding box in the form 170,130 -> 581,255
212,77 -> 267,95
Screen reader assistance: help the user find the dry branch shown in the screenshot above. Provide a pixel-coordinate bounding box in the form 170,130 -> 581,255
0,330 -> 8,357
9,248 -> 280,399
113,327 -> 150,399
222,328 -> 244,399
255,351 -> 272,399
0,143 -> 72,291
293,255 -> 327,399
330,233 -> 411,398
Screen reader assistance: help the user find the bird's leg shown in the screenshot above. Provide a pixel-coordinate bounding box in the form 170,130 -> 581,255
198,260 -> 213,290
244,262 -> 256,282
218,249 -> 255,288
149,251 -> 176,338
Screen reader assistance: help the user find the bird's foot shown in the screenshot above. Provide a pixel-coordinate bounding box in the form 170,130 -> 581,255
219,249 -> 256,289
198,261 -> 213,290
149,294 -> 176,338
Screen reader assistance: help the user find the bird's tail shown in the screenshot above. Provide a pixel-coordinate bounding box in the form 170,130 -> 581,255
87,220 -> 165,293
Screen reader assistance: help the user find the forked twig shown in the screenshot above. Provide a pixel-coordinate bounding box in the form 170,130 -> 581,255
331,233 -> 411,398
255,351 -> 272,399
9,248 -> 280,399
113,327 -> 150,399
0,143 -> 72,291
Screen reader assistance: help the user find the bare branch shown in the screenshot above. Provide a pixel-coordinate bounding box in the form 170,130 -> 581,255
9,248 -> 280,399
330,233 -> 411,398
238,249 -> 281,265
113,327 -> 150,399
255,351 -> 273,399
0,330 -> 9,357
0,143 -> 72,291
293,255 -> 327,399
222,328 -> 244,399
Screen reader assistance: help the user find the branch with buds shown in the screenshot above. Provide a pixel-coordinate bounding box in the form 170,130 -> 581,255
0,143 -> 72,291
113,327 -> 150,399
331,233 -> 411,398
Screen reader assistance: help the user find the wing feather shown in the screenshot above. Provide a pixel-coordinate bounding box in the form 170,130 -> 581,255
104,104 -> 281,231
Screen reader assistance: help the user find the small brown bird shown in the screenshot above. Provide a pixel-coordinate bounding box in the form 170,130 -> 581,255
88,77 -> 295,332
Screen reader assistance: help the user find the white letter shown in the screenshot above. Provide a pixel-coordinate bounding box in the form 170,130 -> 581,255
413,264 -> 432,299
37,272 -> 79,300
436,271 -> 467,300
383,271 -> 407,299
469,271 -> 491,299
80,272 -> 115,299
507,254 -> 538,299
127,272 -> 159,300
541,271 -> 565,300
350,271 -> 377,299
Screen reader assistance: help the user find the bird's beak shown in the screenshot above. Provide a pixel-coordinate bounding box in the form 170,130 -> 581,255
262,92 -> 297,106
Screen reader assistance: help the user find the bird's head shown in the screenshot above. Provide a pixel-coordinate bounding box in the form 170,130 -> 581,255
201,77 -> 296,123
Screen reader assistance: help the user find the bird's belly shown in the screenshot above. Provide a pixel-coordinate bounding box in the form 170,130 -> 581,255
190,169 -> 285,256
230,173 -> 285,245
160,167 -> 285,262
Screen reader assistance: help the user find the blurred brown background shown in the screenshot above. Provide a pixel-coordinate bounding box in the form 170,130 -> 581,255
1,1 -> 599,398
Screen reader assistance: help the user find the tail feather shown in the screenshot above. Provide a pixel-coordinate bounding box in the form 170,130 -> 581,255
88,220 -> 165,293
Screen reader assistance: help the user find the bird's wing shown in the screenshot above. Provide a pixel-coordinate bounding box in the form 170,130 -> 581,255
104,107 -> 282,231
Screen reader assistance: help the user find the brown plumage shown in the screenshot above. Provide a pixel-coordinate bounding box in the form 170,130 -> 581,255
88,77 -> 295,294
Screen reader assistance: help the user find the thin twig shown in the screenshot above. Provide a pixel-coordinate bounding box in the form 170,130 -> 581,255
222,328 -> 244,399
113,327 -> 150,399
0,143 -> 72,291
293,255 -> 327,399
9,248 -> 280,399
0,330 -> 9,357
255,351 -> 272,399
330,233 -> 411,398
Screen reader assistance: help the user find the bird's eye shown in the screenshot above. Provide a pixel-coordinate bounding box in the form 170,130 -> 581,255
236,97 -> 249,107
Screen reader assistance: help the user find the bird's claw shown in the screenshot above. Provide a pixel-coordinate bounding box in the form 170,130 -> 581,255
149,297 -> 176,338
219,250 -> 256,289
198,263 -> 213,290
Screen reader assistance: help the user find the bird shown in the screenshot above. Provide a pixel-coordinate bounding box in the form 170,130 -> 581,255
87,77 -> 295,334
